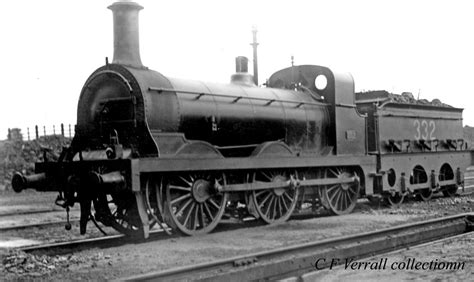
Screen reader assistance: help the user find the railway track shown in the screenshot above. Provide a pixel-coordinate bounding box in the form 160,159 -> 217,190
4,194 -> 471,253
15,218 -> 264,255
0,208 -> 59,217
122,213 -> 474,281
0,219 -> 78,232
0,209 -> 80,232
18,229 -> 170,255
0,192 -> 468,233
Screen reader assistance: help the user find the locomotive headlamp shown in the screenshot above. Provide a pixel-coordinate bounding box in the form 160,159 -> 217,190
315,74 -> 328,90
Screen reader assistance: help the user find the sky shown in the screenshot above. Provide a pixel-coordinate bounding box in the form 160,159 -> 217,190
1,0 -> 474,140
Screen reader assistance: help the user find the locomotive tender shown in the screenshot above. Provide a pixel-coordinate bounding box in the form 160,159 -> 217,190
12,1 -> 472,237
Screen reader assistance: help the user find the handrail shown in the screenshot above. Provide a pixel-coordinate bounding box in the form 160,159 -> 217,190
148,87 -> 325,108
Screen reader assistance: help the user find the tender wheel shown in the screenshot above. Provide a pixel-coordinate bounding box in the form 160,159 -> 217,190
164,172 -> 228,235
321,168 -> 359,215
250,170 -> 299,224
442,185 -> 458,197
416,188 -> 433,201
439,164 -> 457,197
385,192 -> 405,207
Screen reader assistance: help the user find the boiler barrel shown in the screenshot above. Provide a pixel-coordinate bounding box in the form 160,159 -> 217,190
144,75 -> 330,152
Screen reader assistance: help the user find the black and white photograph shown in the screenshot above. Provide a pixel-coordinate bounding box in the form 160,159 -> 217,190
0,0 -> 473,280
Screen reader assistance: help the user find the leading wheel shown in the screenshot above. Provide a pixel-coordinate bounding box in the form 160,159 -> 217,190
164,172 -> 228,235
94,191 -> 148,236
320,167 -> 359,215
250,170 -> 299,224
91,166 -> 153,237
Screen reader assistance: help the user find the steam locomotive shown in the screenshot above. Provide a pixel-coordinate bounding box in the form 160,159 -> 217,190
12,1 -> 472,238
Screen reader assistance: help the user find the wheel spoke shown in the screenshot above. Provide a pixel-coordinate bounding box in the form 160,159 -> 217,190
264,196 -> 275,217
178,176 -> 192,186
283,192 -> 293,203
203,202 -> 214,221
276,197 -> 282,218
343,191 -> 349,210
182,203 -> 195,227
255,190 -> 267,198
261,171 -> 272,181
169,184 -> 191,192
338,191 -> 344,211
331,189 -> 342,207
258,192 -> 272,208
272,196 -> 278,219
328,186 -> 339,202
199,204 -> 206,227
156,177 -> 165,215
337,167 -> 344,175
208,198 -> 220,210
348,185 -> 357,195
171,193 -> 191,205
193,204 -> 199,230
176,198 -> 193,216
327,184 -> 339,193
281,194 -> 289,212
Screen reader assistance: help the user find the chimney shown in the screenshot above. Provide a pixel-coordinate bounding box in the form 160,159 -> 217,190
108,1 -> 144,68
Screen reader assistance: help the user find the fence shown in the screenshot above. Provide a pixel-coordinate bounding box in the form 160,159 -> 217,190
7,124 -> 75,141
